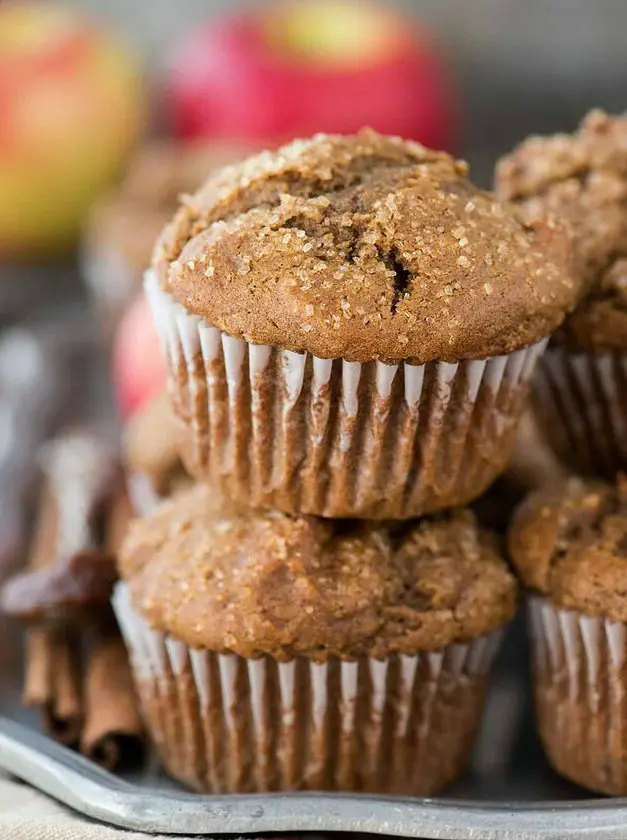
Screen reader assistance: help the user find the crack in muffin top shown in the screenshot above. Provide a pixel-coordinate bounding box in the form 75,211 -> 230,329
119,484 -> 517,660
496,110 -> 627,353
153,130 -> 577,364
508,476 -> 627,621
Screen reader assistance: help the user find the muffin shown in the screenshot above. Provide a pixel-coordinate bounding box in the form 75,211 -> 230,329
83,140 -> 250,337
496,110 -> 627,477
124,392 -> 191,516
147,129 -> 577,519
113,484 -> 517,794
509,476 -> 627,795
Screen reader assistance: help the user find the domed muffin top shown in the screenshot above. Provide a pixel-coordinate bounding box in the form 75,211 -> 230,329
120,484 -> 517,660
497,110 -> 627,352
509,476 -> 627,621
153,130 -> 576,364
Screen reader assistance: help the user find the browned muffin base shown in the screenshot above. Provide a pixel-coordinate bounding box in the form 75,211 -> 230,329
134,652 -> 490,795
530,599 -> 627,795
532,346 -> 627,478
172,344 -> 535,519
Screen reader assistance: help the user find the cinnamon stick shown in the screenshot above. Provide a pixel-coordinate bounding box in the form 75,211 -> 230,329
16,467 -> 84,743
4,431 -> 145,767
79,487 -> 144,770
3,431 -> 120,748
23,627 -> 82,746
2,432 -> 120,623
81,634 -> 143,770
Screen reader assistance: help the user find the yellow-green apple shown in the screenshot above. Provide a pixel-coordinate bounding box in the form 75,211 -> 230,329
168,0 -> 456,150
0,2 -> 144,259
113,292 -> 165,420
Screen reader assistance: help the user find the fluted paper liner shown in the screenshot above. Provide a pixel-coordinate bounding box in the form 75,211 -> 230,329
533,346 -> 627,477
145,271 -> 547,519
528,596 -> 627,795
113,583 -> 503,795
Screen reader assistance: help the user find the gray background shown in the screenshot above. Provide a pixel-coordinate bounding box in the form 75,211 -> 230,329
69,0 -> 627,183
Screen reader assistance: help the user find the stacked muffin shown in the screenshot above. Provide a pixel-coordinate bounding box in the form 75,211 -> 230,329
499,111 -> 627,795
497,110 -> 627,478
114,130 -> 579,794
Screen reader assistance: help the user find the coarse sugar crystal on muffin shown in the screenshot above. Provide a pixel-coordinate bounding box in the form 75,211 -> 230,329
113,483 -> 517,795
124,391 -> 191,516
509,476 -> 627,795
146,129 -> 577,519
496,110 -> 627,476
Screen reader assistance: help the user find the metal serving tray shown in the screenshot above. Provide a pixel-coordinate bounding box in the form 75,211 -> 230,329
0,291 -> 624,837
3,617 -> 627,839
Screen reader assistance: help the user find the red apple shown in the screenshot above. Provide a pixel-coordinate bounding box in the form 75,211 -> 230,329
113,292 -> 166,420
168,0 -> 456,151
0,2 -> 144,258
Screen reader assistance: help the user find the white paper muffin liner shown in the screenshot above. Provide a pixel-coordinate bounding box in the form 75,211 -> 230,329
113,583 -> 503,795
145,272 -> 548,519
528,596 -> 627,795
533,346 -> 627,477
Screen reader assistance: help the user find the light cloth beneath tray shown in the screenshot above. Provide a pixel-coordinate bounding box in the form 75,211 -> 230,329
0,771 -> 199,839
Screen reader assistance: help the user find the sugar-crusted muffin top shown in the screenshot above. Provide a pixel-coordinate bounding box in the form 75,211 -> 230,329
119,484 -> 517,660
153,130 -> 577,365
496,110 -> 627,352
508,476 -> 627,621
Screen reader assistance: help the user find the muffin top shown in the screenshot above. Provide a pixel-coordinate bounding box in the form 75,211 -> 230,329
119,484 -> 517,660
496,110 -> 627,352
508,476 -> 627,621
124,392 -> 189,498
153,130 -> 576,365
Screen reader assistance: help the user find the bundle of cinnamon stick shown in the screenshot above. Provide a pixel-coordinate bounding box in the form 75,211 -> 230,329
2,431 -> 144,771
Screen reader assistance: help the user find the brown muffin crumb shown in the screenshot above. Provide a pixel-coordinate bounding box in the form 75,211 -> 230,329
496,110 -> 627,352
119,485 -> 517,659
153,130 -> 576,364
508,476 -> 627,621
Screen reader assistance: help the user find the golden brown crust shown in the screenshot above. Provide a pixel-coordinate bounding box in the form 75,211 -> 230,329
119,485 -> 517,659
508,476 -> 627,621
496,110 -> 627,353
153,130 -> 577,365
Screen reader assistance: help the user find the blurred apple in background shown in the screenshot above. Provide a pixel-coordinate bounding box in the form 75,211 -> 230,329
0,2 -> 144,260
168,0 -> 456,150
113,292 -> 165,419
